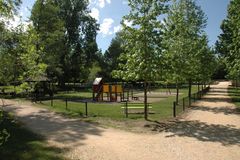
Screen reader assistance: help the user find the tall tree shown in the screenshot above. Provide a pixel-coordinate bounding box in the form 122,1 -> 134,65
216,0 -> 240,83
0,0 -> 21,146
195,35 -> 216,87
59,0 -> 98,83
101,31 -> 124,81
18,26 -> 47,91
162,0 -> 208,101
30,0 -> 99,85
0,0 -> 21,18
113,0 -> 168,120
0,27 -> 23,85
0,0 -> 23,86
30,0 -> 65,82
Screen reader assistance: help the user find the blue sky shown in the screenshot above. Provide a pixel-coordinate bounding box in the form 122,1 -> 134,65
19,0 -> 230,52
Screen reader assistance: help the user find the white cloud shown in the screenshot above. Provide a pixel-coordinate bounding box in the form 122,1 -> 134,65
99,18 -> 114,36
91,0 -> 111,8
113,25 -> 122,33
90,7 -> 100,21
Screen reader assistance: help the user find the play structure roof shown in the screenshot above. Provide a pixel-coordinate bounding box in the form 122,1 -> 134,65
93,77 -> 102,85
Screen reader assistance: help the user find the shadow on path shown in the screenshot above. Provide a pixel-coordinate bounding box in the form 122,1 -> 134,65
145,85 -> 240,146
190,106 -> 240,115
4,105 -> 104,147
199,97 -> 232,103
0,112 -> 66,160
145,120 -> 240,146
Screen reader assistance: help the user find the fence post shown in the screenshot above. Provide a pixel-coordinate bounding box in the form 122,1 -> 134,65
51,96 -> 53,107
85,102 -> 88,116
189,96 -> 191,106
173,101 -> 176,117
65,98 -> 68,110
183,98 -> 185,111
125,101 -> 128,118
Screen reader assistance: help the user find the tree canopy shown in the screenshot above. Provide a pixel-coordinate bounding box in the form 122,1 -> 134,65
113,0 -> 169,119
162,0 -> 215,99
30,0 -> 99,84
217,0 -> 240,80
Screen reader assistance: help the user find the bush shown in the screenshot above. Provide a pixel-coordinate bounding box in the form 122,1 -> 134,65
0,107 -> 10,146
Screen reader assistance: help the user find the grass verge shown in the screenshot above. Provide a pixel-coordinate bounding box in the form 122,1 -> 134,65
33,86 -> 199,121
228,87 -> 240,108
1,85 -> 202,132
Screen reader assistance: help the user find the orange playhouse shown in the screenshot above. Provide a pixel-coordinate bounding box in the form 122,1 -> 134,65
92,77 -> 128,102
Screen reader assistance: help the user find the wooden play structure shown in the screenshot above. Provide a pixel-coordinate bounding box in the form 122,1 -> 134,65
92,78 -> 129,102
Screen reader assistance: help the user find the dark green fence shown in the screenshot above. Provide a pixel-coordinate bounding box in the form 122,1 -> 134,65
173,86 -> 210,117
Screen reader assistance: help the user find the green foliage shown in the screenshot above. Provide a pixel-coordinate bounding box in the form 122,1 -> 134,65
19,27 -> 47,82
99,32 -> 124,81
0,129 -> 9,145
31,0 -> 99,83
0,112 -> 10,145
87,62 -> 102,82
113,0 -> 168,119
113,0 -> 168,81
0,0 -> 21,17
31,0 -> 65,82
162,0 -> 210,84
0,25 -> 24,85
194,35 -> 216,83
0,0 -> 22,146
217,0 -> 240,80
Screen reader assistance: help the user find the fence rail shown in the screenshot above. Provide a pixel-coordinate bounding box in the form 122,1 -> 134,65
173,86 -> 210,117
0,84 -> 211,120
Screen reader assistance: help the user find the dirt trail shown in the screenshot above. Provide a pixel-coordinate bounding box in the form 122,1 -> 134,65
3,81 -> 240,160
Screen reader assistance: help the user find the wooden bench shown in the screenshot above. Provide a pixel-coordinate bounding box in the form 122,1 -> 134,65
121,102 -> 154,117
132,96 -> 139,100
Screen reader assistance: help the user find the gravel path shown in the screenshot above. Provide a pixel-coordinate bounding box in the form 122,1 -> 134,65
3,81 -> 240,160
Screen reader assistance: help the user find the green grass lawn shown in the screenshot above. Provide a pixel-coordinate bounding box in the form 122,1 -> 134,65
34,85 -> 200,122
56,91 -> 92,99
0,86 -> 15,92
0,113 -> 65,160
228,87 -> 240,108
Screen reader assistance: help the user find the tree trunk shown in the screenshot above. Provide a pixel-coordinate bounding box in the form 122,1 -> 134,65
144,81 -> 148,120
188,79 -> 192,98
176,83 -> 179,104
59,78 -> 66,89
198,83 -> 200,92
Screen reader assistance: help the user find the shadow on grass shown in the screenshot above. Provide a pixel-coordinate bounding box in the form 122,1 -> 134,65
145,120 -> 240,146
231,97 -> 240,103
0,113 -> 66,160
